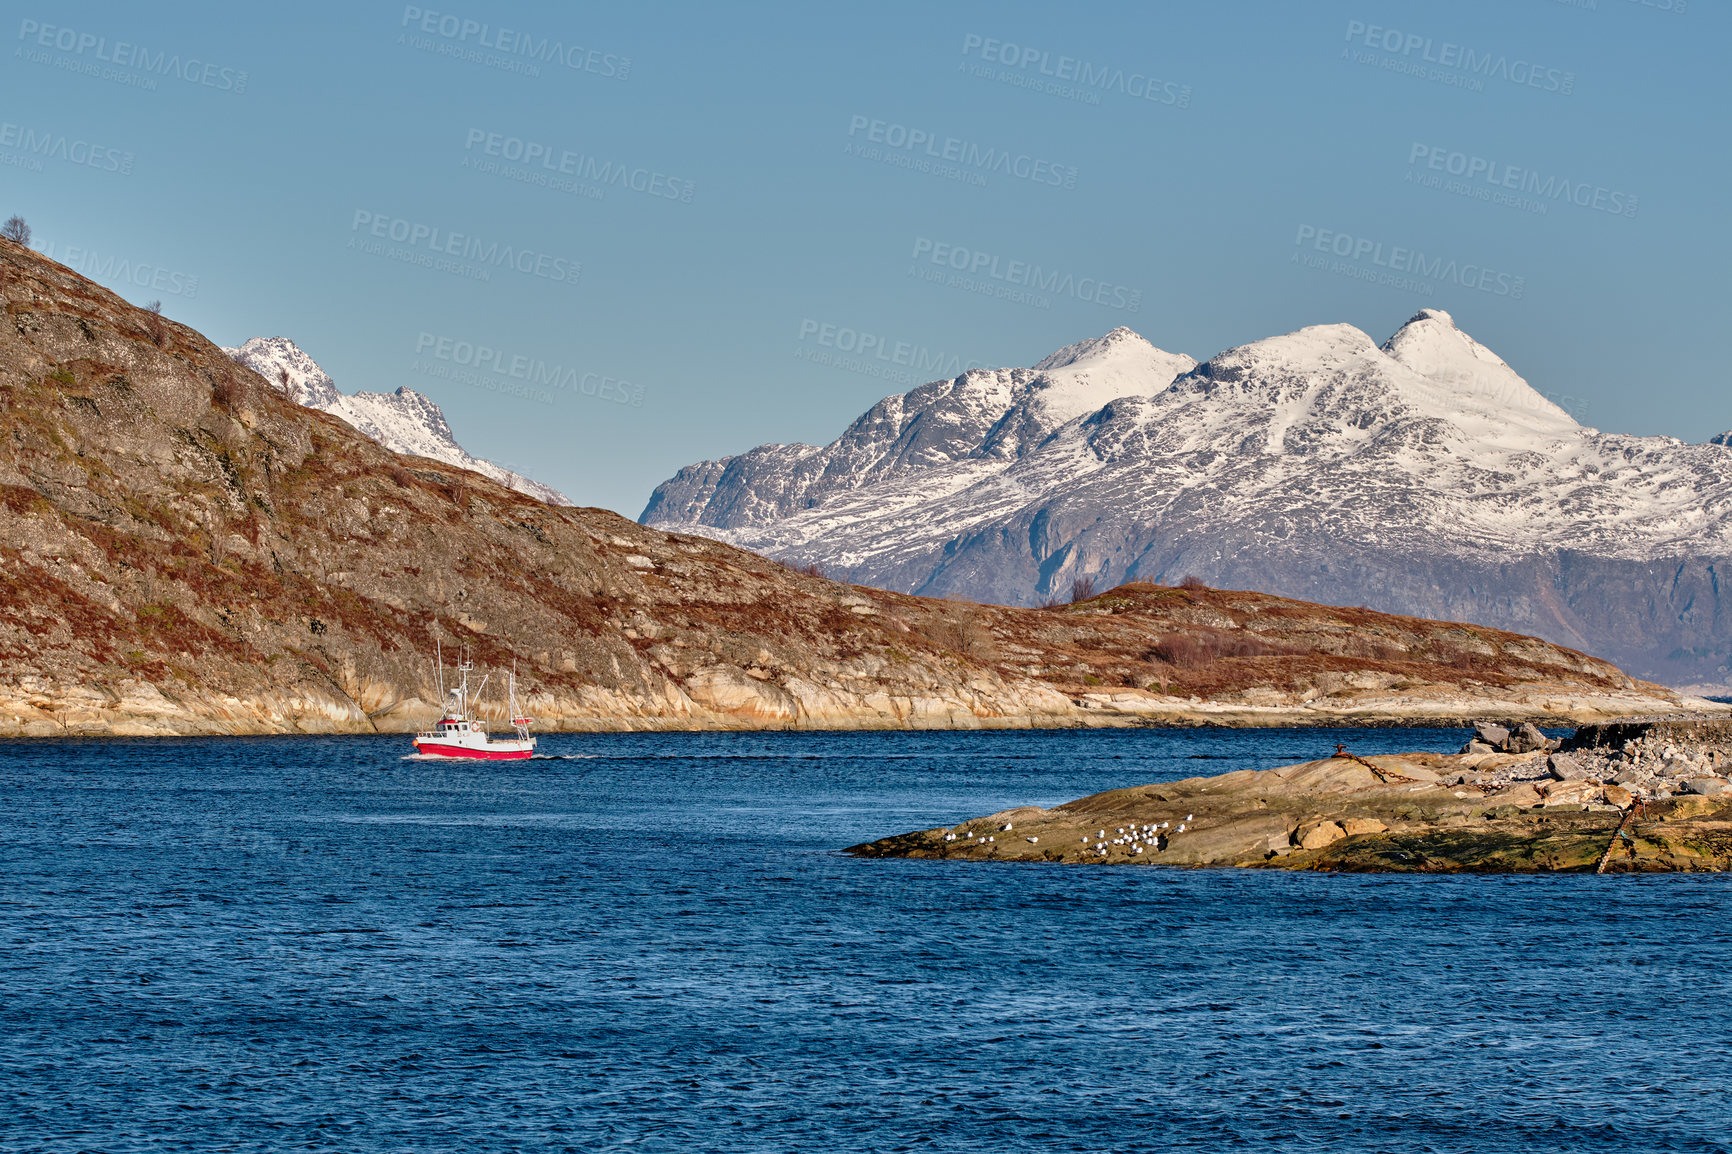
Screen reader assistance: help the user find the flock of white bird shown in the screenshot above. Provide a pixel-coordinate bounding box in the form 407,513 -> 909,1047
940,814 -> 1196,859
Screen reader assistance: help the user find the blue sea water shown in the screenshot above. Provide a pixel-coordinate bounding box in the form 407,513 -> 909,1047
1,727 -> 1729,1153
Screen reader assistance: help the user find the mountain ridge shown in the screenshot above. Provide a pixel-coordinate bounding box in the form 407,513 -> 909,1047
644,311 -> 1732,689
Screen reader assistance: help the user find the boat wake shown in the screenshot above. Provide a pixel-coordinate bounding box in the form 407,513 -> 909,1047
399,752 -> 597,761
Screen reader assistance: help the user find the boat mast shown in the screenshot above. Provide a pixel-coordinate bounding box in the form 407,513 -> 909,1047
455,646 -> 474,715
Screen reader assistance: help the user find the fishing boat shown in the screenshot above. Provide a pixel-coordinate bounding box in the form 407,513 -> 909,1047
412,648 -> 535,760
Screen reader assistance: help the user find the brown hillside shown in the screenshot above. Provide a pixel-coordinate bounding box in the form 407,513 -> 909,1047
0,240 -> 1697,735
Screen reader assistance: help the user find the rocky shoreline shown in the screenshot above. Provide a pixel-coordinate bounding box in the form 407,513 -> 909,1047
847,717 -> 1732,872
0,680 -> 1713,739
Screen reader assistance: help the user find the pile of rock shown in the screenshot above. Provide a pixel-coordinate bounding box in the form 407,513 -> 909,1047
1448,717 -> 1732,803
1454,717 -> 1730,803
1556,731 -> 1729,800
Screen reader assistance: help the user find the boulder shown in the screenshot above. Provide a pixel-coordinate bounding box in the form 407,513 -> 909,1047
1602,783 -> 1633,809
1297,820 -> 1347,850
1486,782 -> 1543,809
1506,722 -> 1550,754
1474,723 -> 1511,748
1541,780 -> 1600,807
1460,740 -> 1497,755
1340,817 -> 1388,836
1548,754 -> 1590,782
1613,767 -> 1649,785
1679,778 -> 1729,796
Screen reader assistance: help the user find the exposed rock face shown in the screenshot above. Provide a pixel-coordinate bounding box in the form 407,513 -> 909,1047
224,336 -> 569,506
0,241 -> 1710,737
645,311 -> 1732,689
849,720 -> 1732,872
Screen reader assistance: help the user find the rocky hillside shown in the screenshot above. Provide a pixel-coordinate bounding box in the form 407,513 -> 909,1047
0,241 -> 1707,736
643,313 -> 1732,690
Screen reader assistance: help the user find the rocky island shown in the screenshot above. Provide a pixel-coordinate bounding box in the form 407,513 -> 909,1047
848,717 -> 1732,872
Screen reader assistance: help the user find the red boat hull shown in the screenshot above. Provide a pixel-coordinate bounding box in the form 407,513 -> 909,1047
412,741 -> 533,760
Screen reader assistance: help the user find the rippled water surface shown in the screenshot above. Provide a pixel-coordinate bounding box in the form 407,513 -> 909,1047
2,727 -> 1729,1152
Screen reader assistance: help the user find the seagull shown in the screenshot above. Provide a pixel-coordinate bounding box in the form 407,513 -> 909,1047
1097,830 -> 1106,838
1186,814 -> 1194,822
1177,824 -> 1186,833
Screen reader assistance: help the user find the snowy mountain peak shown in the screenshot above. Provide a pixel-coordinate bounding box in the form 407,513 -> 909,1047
223,338 -> 570,506
1035,325 -> 1166,371
227,336 -> 342,409
1189,323 -> 1380,386
1380,309 -> 1576,434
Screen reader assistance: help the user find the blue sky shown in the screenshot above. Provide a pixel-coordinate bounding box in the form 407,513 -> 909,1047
3,0 -> 1724,515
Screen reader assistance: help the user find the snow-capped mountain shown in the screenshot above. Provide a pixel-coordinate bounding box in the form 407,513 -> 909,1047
643,310 -> 1732,687
642,327 -> 1195,531
224,337 -> 569,506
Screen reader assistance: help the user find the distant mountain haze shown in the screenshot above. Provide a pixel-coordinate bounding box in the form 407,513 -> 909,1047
644,311 -> 1732,690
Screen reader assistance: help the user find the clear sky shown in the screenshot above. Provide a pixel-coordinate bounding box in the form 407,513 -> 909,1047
4,0 -> 1724,515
